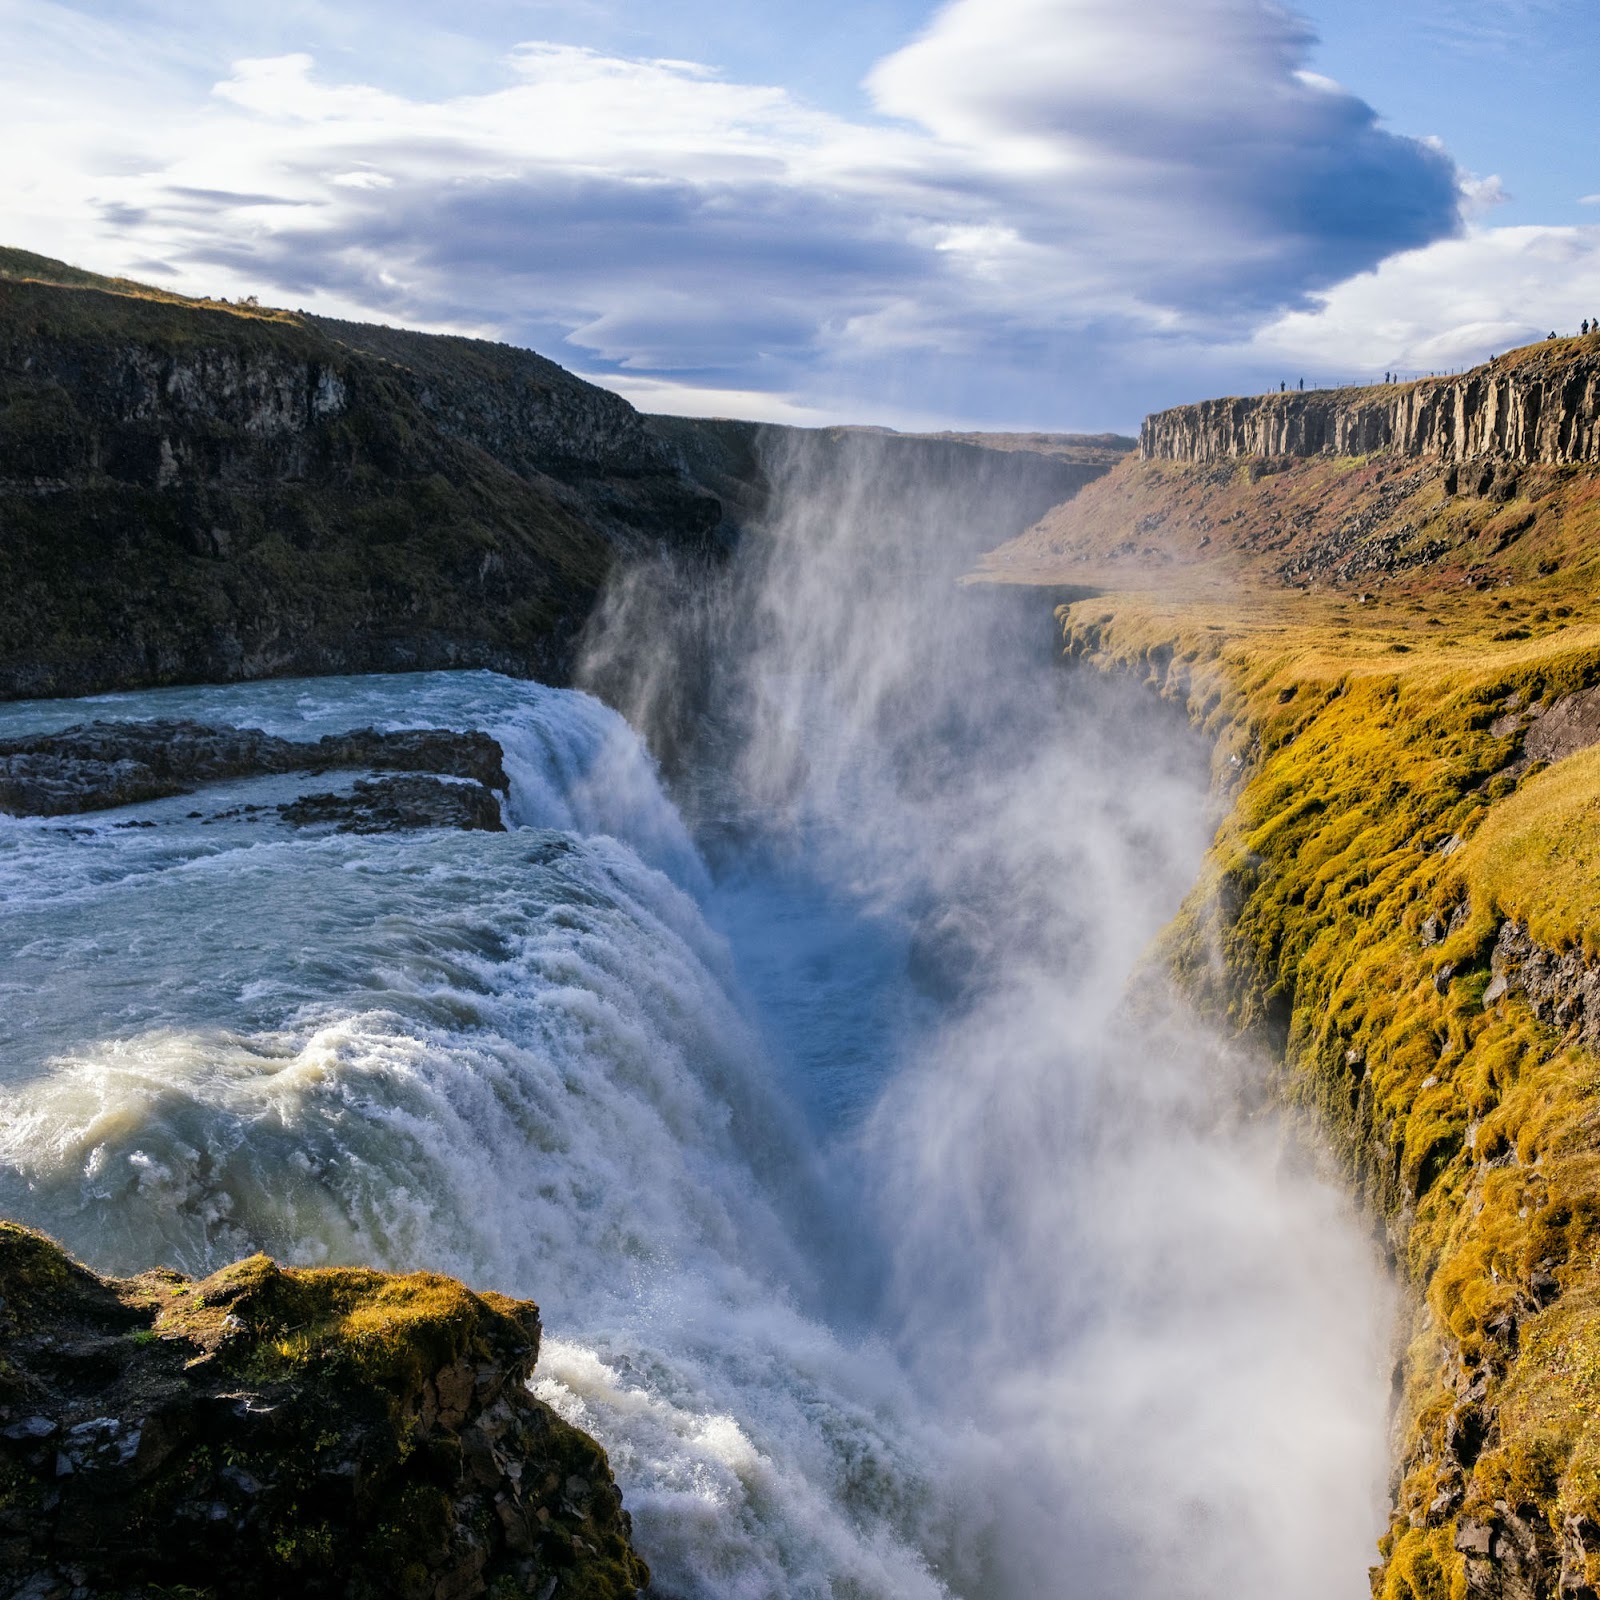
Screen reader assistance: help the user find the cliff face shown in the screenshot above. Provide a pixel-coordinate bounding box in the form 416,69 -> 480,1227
0,249 -> 1129,702
1045,603 -> 1600,1600
0,260 -> 720,699
0,1223 -> 647,1599
306,317 -> 706,552
1142,337 -> 1600,467
991,414 -> 1600,1600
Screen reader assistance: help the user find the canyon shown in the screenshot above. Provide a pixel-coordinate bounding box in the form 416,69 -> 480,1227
5,246 -> 1600,1600
986,342 -> 1600,1600
0,247 -> 1117,701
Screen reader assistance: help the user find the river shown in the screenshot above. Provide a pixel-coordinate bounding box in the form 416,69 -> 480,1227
0,436 -> 1392,1598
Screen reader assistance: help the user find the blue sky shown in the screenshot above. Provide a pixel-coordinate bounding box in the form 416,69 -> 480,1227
4,0 -> 1597,430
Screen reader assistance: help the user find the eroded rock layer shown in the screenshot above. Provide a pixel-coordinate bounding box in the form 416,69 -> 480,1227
1141,337 -> 1600,467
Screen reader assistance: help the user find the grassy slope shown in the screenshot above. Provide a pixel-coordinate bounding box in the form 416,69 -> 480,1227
976,378 -> 1600,1597
0,243 -> 303,325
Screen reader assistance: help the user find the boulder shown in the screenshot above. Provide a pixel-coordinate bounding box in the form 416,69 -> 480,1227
0,1222 -> 647,1599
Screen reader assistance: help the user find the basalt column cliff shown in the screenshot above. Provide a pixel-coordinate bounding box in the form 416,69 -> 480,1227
1140,342 -> 1600,467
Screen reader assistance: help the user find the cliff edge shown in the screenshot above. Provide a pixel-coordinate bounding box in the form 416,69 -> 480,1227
1141,336 -> 1600,467
0,246 -> 1133,702
977,345 -> 1600,1600
0,1222 -> 647,1599
0,248 -> 720,699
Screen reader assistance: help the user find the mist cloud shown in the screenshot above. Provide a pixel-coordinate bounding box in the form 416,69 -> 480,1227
577,425 -> 1396,1599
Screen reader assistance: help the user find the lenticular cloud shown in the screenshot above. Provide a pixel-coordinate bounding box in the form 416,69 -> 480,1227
867,0 -> 1463,304
1,0 -> 1464,424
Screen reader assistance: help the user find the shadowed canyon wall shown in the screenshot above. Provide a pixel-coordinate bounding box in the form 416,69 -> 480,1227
0,265 -> 723,698
0,249 -> 1128,701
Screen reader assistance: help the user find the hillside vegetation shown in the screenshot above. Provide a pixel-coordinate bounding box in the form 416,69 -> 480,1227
980,345 -> 1600,1598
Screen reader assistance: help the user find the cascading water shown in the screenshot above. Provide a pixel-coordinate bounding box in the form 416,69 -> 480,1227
0,438 -> 1394,1598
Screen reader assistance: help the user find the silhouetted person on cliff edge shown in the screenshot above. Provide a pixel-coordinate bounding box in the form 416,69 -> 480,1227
1280,381 -> 1286,392
1584,320 -> 1591,336
1299,378 -> 1305,391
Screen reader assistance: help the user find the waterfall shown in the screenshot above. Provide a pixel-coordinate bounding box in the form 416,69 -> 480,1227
0,439 -> 1393,1597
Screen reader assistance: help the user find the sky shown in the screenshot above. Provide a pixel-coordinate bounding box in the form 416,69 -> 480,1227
3,0 -> 1597,431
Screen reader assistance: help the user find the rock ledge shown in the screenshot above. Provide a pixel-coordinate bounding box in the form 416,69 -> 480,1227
0,1223 -> 647,1599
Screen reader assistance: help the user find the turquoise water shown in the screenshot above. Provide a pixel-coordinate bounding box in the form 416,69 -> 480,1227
0,671 -> 942,1596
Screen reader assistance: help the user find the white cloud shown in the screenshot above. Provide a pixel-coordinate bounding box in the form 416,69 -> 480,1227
863,0 -> 1461,305
1238,224 -> 1600,375
1459,172 -> 1510,213
0,0 -> 1478,426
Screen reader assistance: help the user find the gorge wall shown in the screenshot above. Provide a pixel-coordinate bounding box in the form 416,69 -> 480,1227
1141,336 -> 1600,467
646,413 -> 1120,558
0,253 -> 722,698
0,247 -> 1126,701
988,400 -> 1600,1600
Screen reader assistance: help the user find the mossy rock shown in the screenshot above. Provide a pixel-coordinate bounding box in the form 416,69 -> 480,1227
1026,436 -> 1600,1599
0,1222 -> 648,1599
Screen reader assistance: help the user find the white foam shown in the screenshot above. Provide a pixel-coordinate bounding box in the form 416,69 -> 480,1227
0,572 -> 1394,1600
0,672 -> 948,1597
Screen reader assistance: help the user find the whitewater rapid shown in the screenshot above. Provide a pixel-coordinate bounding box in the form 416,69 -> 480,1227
0,656 -> 1391,1598
0,671 -> 946,1595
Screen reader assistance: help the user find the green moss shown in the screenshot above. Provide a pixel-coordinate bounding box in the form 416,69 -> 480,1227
0,1224 -> 643,1596
1456,743 -> 1600,959
1376,1525 -> 1460,1600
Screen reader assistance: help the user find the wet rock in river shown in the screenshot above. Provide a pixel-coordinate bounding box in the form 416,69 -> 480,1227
0,719 -> 509,818
279,774 -> 505,834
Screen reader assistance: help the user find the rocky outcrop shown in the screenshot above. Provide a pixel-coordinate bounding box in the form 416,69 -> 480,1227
1483,920 -> 1600,1052
0,260 -> 721,698
0,720 -> 508,817
0,1221 -> 647,1599
279,774 -> 505,834
1140,339 -> 1600,466
1517,686 -> 1600,768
